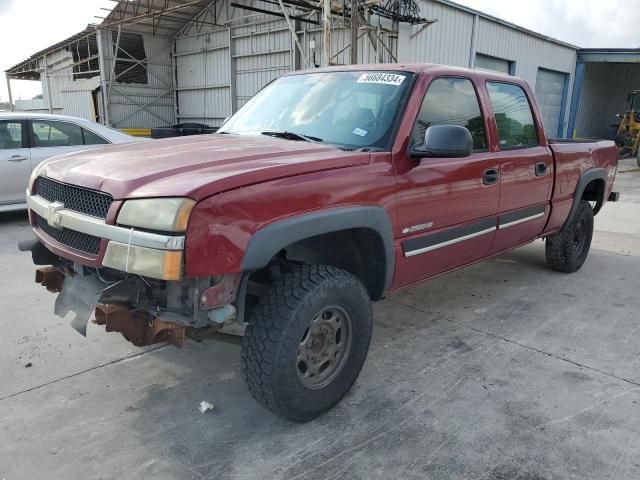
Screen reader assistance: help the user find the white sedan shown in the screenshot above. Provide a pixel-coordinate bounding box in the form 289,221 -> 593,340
0,112 -> 145,212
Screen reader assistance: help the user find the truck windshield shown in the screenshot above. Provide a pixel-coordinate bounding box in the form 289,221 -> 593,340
218,71 -> 414,150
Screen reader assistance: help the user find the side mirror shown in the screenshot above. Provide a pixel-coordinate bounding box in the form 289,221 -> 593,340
409,125 -> 473,159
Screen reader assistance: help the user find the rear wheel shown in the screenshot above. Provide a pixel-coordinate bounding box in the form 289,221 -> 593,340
545,200 -> 594,273
241,264 -> 372,422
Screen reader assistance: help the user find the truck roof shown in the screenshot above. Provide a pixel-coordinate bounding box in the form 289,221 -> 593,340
286,62 -> 521,83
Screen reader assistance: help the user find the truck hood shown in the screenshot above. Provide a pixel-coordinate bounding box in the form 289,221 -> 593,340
37,134 -> 370,200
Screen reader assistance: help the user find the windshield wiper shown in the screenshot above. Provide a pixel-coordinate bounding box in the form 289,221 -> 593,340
261,131 -> 323,143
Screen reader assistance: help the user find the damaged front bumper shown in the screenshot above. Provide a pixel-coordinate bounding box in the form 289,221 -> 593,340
21,239 -> 246,348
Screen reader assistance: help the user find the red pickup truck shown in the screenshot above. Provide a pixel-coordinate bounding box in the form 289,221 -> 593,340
21,64 -> 619,421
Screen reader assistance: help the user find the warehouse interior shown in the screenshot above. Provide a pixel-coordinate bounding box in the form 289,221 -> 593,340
570,49 -> 640,140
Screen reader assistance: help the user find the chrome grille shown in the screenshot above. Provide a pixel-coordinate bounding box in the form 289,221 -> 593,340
34,177 -> 113,219
35,214 -> 102,255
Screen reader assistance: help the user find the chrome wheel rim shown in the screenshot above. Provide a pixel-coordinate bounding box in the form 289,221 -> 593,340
296,305 -> 353,389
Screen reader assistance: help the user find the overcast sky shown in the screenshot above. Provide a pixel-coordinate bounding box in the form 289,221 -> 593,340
1,0 -> 639,102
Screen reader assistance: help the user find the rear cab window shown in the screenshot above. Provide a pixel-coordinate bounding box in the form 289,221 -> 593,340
411,77 -> 488,151
486,82 -> 538,149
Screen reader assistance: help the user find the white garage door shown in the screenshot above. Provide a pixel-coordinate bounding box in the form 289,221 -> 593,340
535,68 -> 567,138
475,53 -> 510,74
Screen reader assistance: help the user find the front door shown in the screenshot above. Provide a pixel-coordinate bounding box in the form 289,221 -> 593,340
28,119 -> 90,171
484,81 -> 553,252
0,119 -> 30,205
392,76 -> 500,288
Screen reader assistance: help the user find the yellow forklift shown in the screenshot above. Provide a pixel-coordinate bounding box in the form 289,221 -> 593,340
615,90 -> 640,166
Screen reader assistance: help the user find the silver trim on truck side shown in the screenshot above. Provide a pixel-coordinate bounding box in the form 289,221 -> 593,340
404,226 -> 496,257
498,212 -> 544,230
26,192 -> 185,251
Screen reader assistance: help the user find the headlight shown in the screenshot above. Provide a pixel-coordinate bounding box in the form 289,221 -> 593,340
117,198 -> 196,232
103,242 -> 182,280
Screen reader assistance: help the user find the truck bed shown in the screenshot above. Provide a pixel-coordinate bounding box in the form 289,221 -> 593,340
548,138 -> 608,144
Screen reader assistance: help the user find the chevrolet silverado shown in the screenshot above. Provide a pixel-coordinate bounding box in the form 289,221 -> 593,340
20,64 -> 619,421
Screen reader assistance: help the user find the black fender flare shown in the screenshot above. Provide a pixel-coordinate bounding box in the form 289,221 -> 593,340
562,167 -> 606,229
240,206 -> 395,293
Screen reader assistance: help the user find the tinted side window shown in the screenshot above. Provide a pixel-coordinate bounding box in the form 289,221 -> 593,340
411,77 -> 487,151
0,121 -> 23,150
486,82 -> 538,149
82,128 -> 109,145
31,120 -> 84,147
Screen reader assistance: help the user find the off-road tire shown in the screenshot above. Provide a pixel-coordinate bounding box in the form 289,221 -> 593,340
241,264 -> 372,422
545,199 -> 594,273
636,148 -> 640,168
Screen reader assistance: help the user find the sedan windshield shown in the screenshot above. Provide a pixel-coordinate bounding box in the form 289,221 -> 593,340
219,71 -> 414,149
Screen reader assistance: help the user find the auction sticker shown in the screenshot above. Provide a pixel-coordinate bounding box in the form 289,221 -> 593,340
357,72 -> 406,86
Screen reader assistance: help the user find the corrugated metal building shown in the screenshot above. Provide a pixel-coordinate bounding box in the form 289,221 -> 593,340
6,25 -> 175,129
172,0 -> 397,126
397,0 -> 578,138
5,0 -> 637,140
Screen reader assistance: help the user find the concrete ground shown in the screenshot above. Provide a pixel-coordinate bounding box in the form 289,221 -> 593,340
1,159 -> 640,480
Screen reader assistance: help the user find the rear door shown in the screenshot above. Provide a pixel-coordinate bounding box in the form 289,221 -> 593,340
0,119 -> 30,205
484,81 -> 553,252
393,76 -> 499,287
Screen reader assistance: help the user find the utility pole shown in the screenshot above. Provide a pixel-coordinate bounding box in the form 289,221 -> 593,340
350,0 -> 359,64
322,0 -> 331,66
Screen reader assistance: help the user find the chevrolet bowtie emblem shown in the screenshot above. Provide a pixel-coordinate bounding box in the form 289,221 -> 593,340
46,201 -> 65,229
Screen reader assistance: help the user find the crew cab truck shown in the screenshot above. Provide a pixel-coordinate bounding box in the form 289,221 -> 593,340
20,64 -> 619,421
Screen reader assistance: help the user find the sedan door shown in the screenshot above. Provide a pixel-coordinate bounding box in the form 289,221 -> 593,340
0,119 -> 31,205
28,119 -> 100,170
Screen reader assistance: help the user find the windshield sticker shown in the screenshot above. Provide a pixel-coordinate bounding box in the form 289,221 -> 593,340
357,73 -> 406,86
352,128 -> 368,137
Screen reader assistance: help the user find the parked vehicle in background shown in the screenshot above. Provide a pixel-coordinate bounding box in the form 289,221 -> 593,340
0,113 -> 144,212
21,64 -> 619,422
151,122 -> 218,139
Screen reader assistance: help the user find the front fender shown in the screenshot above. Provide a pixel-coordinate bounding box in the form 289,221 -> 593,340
241,206 -> 395,292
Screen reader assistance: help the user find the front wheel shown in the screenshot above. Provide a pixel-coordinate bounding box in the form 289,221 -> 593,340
241,264 -> 373,422
545,199 -> 594,273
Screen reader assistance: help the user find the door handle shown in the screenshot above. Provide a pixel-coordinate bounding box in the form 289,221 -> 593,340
483,167 -> 500,185
535,162 -> 548,176
8,155 -> 27,162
